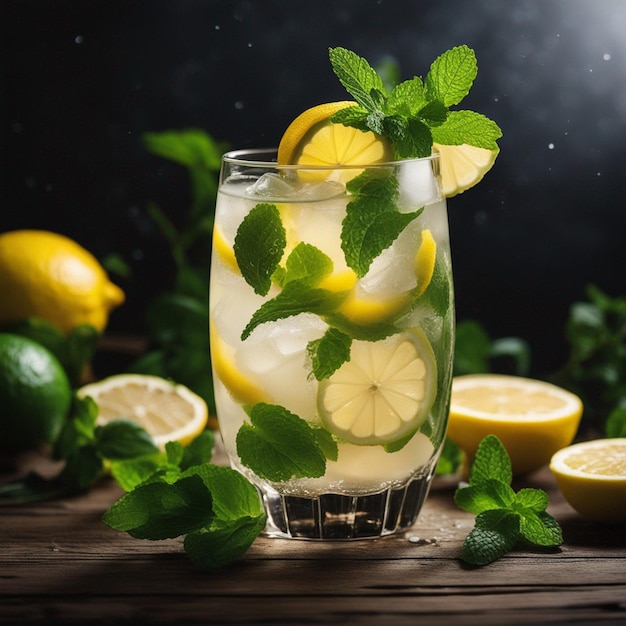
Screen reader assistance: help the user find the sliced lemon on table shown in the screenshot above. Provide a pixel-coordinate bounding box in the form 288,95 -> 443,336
549,438 -> 626,524
433,142 -> 499,198
317,330 -> 437,446
277,101 -> 393,181
78,374 -> 208,448
448,374 -> 583,476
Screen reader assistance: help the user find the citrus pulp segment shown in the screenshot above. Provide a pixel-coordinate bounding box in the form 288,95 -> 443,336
317,330 -> 437,446
448,374 -> 583,475
549,438 -> 626,523
433,142 -> 499,198
78,374 -> 208,448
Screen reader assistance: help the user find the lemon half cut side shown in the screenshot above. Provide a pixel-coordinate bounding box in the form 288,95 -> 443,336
78,374 -> 208,448
317,329 -> 437,446
448,374 -> 583,476
550,438 -> 626,524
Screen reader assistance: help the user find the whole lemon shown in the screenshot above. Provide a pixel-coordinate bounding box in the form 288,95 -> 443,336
0,333 -> 72,452
0,230 -> 124,334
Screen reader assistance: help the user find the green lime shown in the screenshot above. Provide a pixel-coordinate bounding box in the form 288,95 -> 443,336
0,333 -> 72,452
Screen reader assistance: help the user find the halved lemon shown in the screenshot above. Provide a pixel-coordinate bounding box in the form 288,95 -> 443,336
78,374 -> 208,448
550,438 -> 626,524
277,101 -> 393,181
317,330 -> 437,446
433,142 -> 499,198
209,321 -> 270,407
448,374 -> 583,476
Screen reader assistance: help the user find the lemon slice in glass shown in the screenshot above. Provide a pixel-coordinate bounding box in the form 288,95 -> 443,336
433,142 -> 499,197
209,321 -> 270,407
277,101 -> 393,181
78,374 -> 208,448
317,330 -> 437,446
550,438 -> 626,524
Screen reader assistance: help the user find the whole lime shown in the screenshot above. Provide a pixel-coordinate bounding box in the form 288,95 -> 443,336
0,333 -> 72,452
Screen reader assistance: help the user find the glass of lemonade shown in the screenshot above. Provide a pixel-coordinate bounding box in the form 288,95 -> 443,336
209,148 -> 454,539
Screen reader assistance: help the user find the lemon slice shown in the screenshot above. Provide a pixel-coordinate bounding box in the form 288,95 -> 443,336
433,142 -> 499,197
277,101 -> 392,181
448,374 -> 583,476
549,438 -> 626,523
317,330 -> 437,446
209,321 -> 270,407
78,374 -> 208,448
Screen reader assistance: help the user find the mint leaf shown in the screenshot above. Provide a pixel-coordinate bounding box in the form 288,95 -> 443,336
431,110 -> 502,150
102,474 -> 214,540
388,77 -> 427,116
179,430 -> 215,470
513,488 -> 549,513
184,516 -> 265,570
183,464 -> 264,521
236,403 -> 326,481
109,453 -> 171,492
241,281 -> 348,340
279,242 -> 333,287
323,311 -> 398,342
454,479 -> 515,515
329,47 -> 386,112
234,203 -> 286,296
425,45 -> 477,107
469,434 -> 512,486
342,170 -> 422,277
95,419 -> 159,460
519,510 -> 563,547
307,328 -> 352,380
461,509 -> 520,566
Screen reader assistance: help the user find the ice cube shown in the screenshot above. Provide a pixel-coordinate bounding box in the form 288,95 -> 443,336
397,159 -> 440,209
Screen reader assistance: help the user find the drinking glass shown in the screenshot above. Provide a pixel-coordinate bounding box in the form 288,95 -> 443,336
209,148 -> 454,539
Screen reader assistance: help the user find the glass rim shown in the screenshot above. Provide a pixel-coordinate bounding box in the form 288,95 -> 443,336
222,148 -> 440,170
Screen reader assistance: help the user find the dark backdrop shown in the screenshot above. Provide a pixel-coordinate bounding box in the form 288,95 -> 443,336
2,0 -> 625,378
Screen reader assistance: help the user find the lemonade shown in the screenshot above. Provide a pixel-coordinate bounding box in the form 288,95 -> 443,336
209,45 -> 501,539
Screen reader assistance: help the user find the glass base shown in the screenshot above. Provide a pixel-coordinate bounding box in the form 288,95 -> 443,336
259,474 -> 434,540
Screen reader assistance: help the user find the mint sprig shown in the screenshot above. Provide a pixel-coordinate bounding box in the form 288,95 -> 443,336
454,435 -> 563,566
329,45 -> 501,158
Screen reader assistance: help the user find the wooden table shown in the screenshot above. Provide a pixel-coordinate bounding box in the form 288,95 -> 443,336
1,446 -> 625,625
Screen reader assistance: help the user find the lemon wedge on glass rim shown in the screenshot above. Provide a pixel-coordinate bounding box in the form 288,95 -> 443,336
317,329 -> 437,446
78,374 -> 209,448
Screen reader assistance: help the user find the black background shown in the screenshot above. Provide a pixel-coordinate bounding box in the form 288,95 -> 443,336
2,0 -> 625,378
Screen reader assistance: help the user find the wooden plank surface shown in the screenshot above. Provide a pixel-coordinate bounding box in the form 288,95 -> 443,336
1,449 -> 625,625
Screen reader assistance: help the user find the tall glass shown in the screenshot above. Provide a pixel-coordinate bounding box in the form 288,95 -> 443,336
209,149 -> 454,539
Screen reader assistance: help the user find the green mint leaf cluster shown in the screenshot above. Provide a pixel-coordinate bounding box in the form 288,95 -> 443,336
103,452 -> 266,570
329,45 -> 501,158
455,435 -> 563,566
